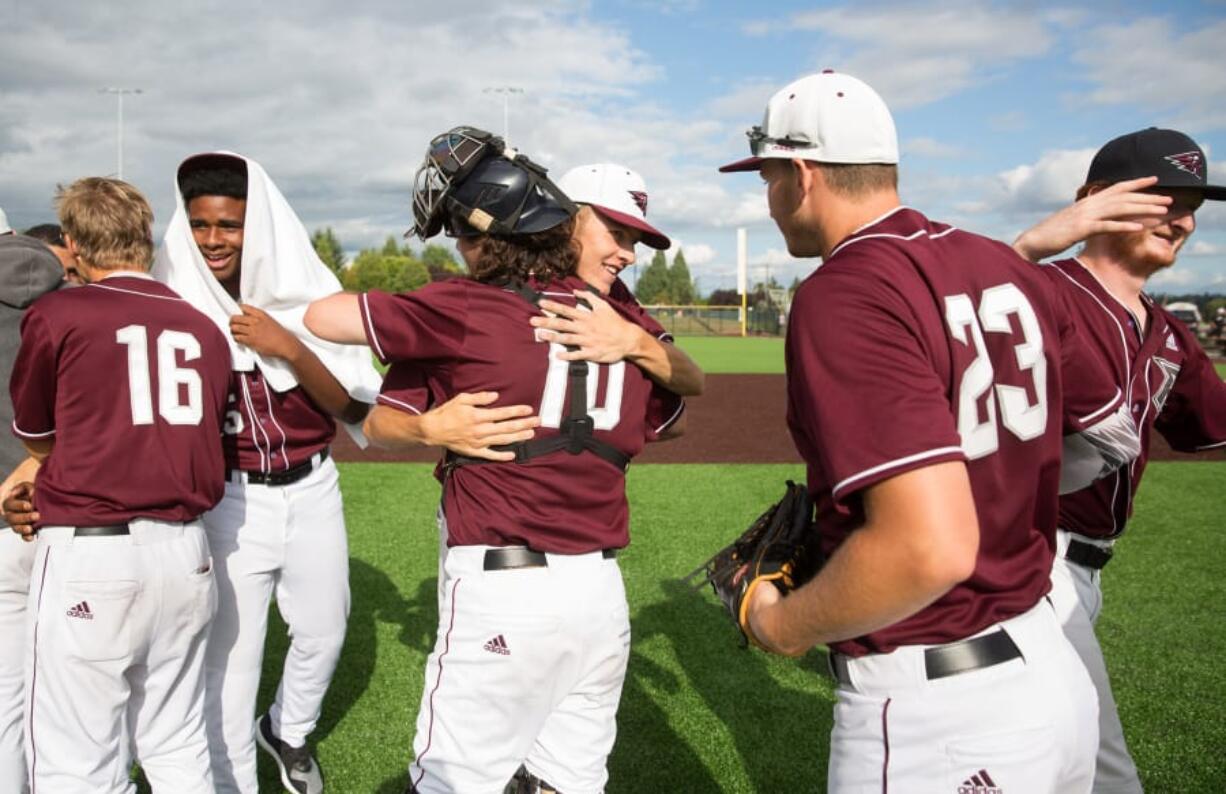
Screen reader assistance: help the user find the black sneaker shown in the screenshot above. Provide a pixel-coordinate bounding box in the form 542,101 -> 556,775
255,712 -> 324,794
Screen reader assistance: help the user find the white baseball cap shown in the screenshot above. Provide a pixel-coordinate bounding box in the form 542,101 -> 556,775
719,70 -> 899,173
557,163 -> 671,250
0,207 -> 11,235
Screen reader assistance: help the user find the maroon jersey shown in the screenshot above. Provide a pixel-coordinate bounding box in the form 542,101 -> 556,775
1048,258 -> 1226,538
785,208 -> 1124,656
223,371 -> 335,472
361,275 -> 685,553
9,274 -> 230,526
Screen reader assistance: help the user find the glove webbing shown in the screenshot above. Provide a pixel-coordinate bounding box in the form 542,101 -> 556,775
444,281 -> 631,474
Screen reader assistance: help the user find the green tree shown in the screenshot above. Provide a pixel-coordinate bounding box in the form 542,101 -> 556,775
311,227 -> 346,276
669,249 -> 695,305
421,244 -> 465,280
342,249 -> 429,293
635,250 -> 672,304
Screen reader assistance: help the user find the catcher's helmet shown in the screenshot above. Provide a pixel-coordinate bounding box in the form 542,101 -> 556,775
410,126 -> 576,240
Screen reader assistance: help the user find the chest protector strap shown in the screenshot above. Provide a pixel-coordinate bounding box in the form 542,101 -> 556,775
444,282 -> 631,473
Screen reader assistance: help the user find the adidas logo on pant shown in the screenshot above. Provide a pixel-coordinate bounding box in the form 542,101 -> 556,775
957,769 -> 1002,794
483,635 -> 510,656
66,601 -> 94,620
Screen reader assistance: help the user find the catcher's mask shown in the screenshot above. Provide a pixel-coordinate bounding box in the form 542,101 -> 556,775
409,126 -> 577,240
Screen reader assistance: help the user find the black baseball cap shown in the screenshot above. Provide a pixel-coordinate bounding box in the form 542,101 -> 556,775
1086,128 -> 1226,200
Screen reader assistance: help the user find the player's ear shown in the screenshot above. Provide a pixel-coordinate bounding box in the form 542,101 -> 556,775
793,160 -> 818,196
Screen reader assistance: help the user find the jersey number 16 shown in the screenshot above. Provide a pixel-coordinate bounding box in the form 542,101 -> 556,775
115,324 -> 204,426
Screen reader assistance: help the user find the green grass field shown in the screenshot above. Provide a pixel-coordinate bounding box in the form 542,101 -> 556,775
674,336 -> 785,374
243,461 -> 1226,792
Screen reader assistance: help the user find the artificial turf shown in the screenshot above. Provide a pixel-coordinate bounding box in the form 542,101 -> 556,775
237,460 -> 1226,792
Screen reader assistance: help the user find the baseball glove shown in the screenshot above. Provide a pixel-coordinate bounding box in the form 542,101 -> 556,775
685,481 -> 821,650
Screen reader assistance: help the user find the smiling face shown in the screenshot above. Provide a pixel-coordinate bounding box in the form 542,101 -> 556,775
1101,187 -> 1201,275
187,195 -> 246,296
573,206 -> 640,295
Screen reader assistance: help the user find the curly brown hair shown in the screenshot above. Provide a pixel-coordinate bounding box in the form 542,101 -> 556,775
466,216 -> 579,285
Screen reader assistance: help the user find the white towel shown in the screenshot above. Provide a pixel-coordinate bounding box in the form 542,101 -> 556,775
152,151 -> 381,445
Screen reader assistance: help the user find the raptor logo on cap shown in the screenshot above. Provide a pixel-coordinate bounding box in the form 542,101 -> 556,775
629,191 -> 649,215
1165,151 -> 1204,178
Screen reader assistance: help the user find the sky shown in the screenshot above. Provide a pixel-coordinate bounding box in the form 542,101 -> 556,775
2,0 -> 1225,296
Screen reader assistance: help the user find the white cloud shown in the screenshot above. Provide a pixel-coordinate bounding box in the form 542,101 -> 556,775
743,1 -> 1056,108
1071,18 -> 1226,131
666,241 -> 715,265
996,148 -> 1095,213
903,137 -> 964,159
1187,241 -> 1222,256
1149,267 -> 1201,287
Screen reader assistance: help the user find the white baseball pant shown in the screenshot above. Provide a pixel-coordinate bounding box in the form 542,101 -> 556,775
409,544 -> 631,794
25,521 -> 216,794
203,455 -> 350,794
827,599 -> 1099,794
1050,529 -> 1143,794
0,530 -> 35,794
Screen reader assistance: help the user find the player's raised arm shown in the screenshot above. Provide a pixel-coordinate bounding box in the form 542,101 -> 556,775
305,292 -> 366,344
1012,176 -> 1169,262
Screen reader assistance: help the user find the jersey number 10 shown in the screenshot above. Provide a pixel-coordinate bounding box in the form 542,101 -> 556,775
115,324 -> 204,426
538,342 -> 625,430
945,283 -> 1047,460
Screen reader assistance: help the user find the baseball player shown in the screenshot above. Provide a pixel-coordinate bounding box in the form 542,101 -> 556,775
722,72 -> 1140,793
1012,128 -> 1226,793
8,177 -> 230,793
0,234 -> 64,794
151,151 -> 386,794
305,128 -> 687,793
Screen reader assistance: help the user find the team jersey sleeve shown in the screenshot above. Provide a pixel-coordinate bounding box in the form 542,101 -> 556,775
1050,286 -> 1140,492
643,385 -> 685,441
787,263 -> 965,504
377,363 -> 433,416
358,282 -> 468,365
608,279 -> 673,341
1154,322 -> 1226,452
9,306 -> 59,440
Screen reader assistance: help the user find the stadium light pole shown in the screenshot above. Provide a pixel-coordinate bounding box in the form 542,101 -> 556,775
99,87 -> 142,179
483,86 -> 524,144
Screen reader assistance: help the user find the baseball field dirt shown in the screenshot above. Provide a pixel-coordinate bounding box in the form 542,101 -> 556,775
331,374 -> 1222,464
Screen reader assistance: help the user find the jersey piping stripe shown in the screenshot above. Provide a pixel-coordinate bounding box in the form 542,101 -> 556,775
259,378 -> 291,472
376,394 -> 424,415
239,375 -> 271,474
11,420 -> 56,439
845,204 -> 910,238
412,577 -> 462,792
1195,438 -> 1226,450
1078,387 -> 1124,424
28,547 -> 52,794
880,697 -> 892,794
832,445 -> 966,501
653,398 -> 686,436
86,282 -> 186,302
828,229 -> 927,259
360,293 -> 387,362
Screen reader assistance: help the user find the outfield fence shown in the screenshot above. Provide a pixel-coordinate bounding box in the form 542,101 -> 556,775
643,305 -> 785,336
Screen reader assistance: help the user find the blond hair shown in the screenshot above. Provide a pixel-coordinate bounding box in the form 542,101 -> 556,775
55,177 -> 155,271
817,162 -> 898,197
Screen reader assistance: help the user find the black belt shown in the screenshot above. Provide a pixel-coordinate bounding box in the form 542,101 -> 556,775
229,448 -> 329,487
1065,539 -> 1113,570
74,524 -> 130,537
483,547 -> 618,571
829,628 -> 1023,685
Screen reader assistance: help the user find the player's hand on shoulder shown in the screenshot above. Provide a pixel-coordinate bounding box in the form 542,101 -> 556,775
2,481 -> 39,541
1012,176 -> 1170,262
230,304 -> 302,361
531,291 -> 643,364
421,391 -> 540,461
